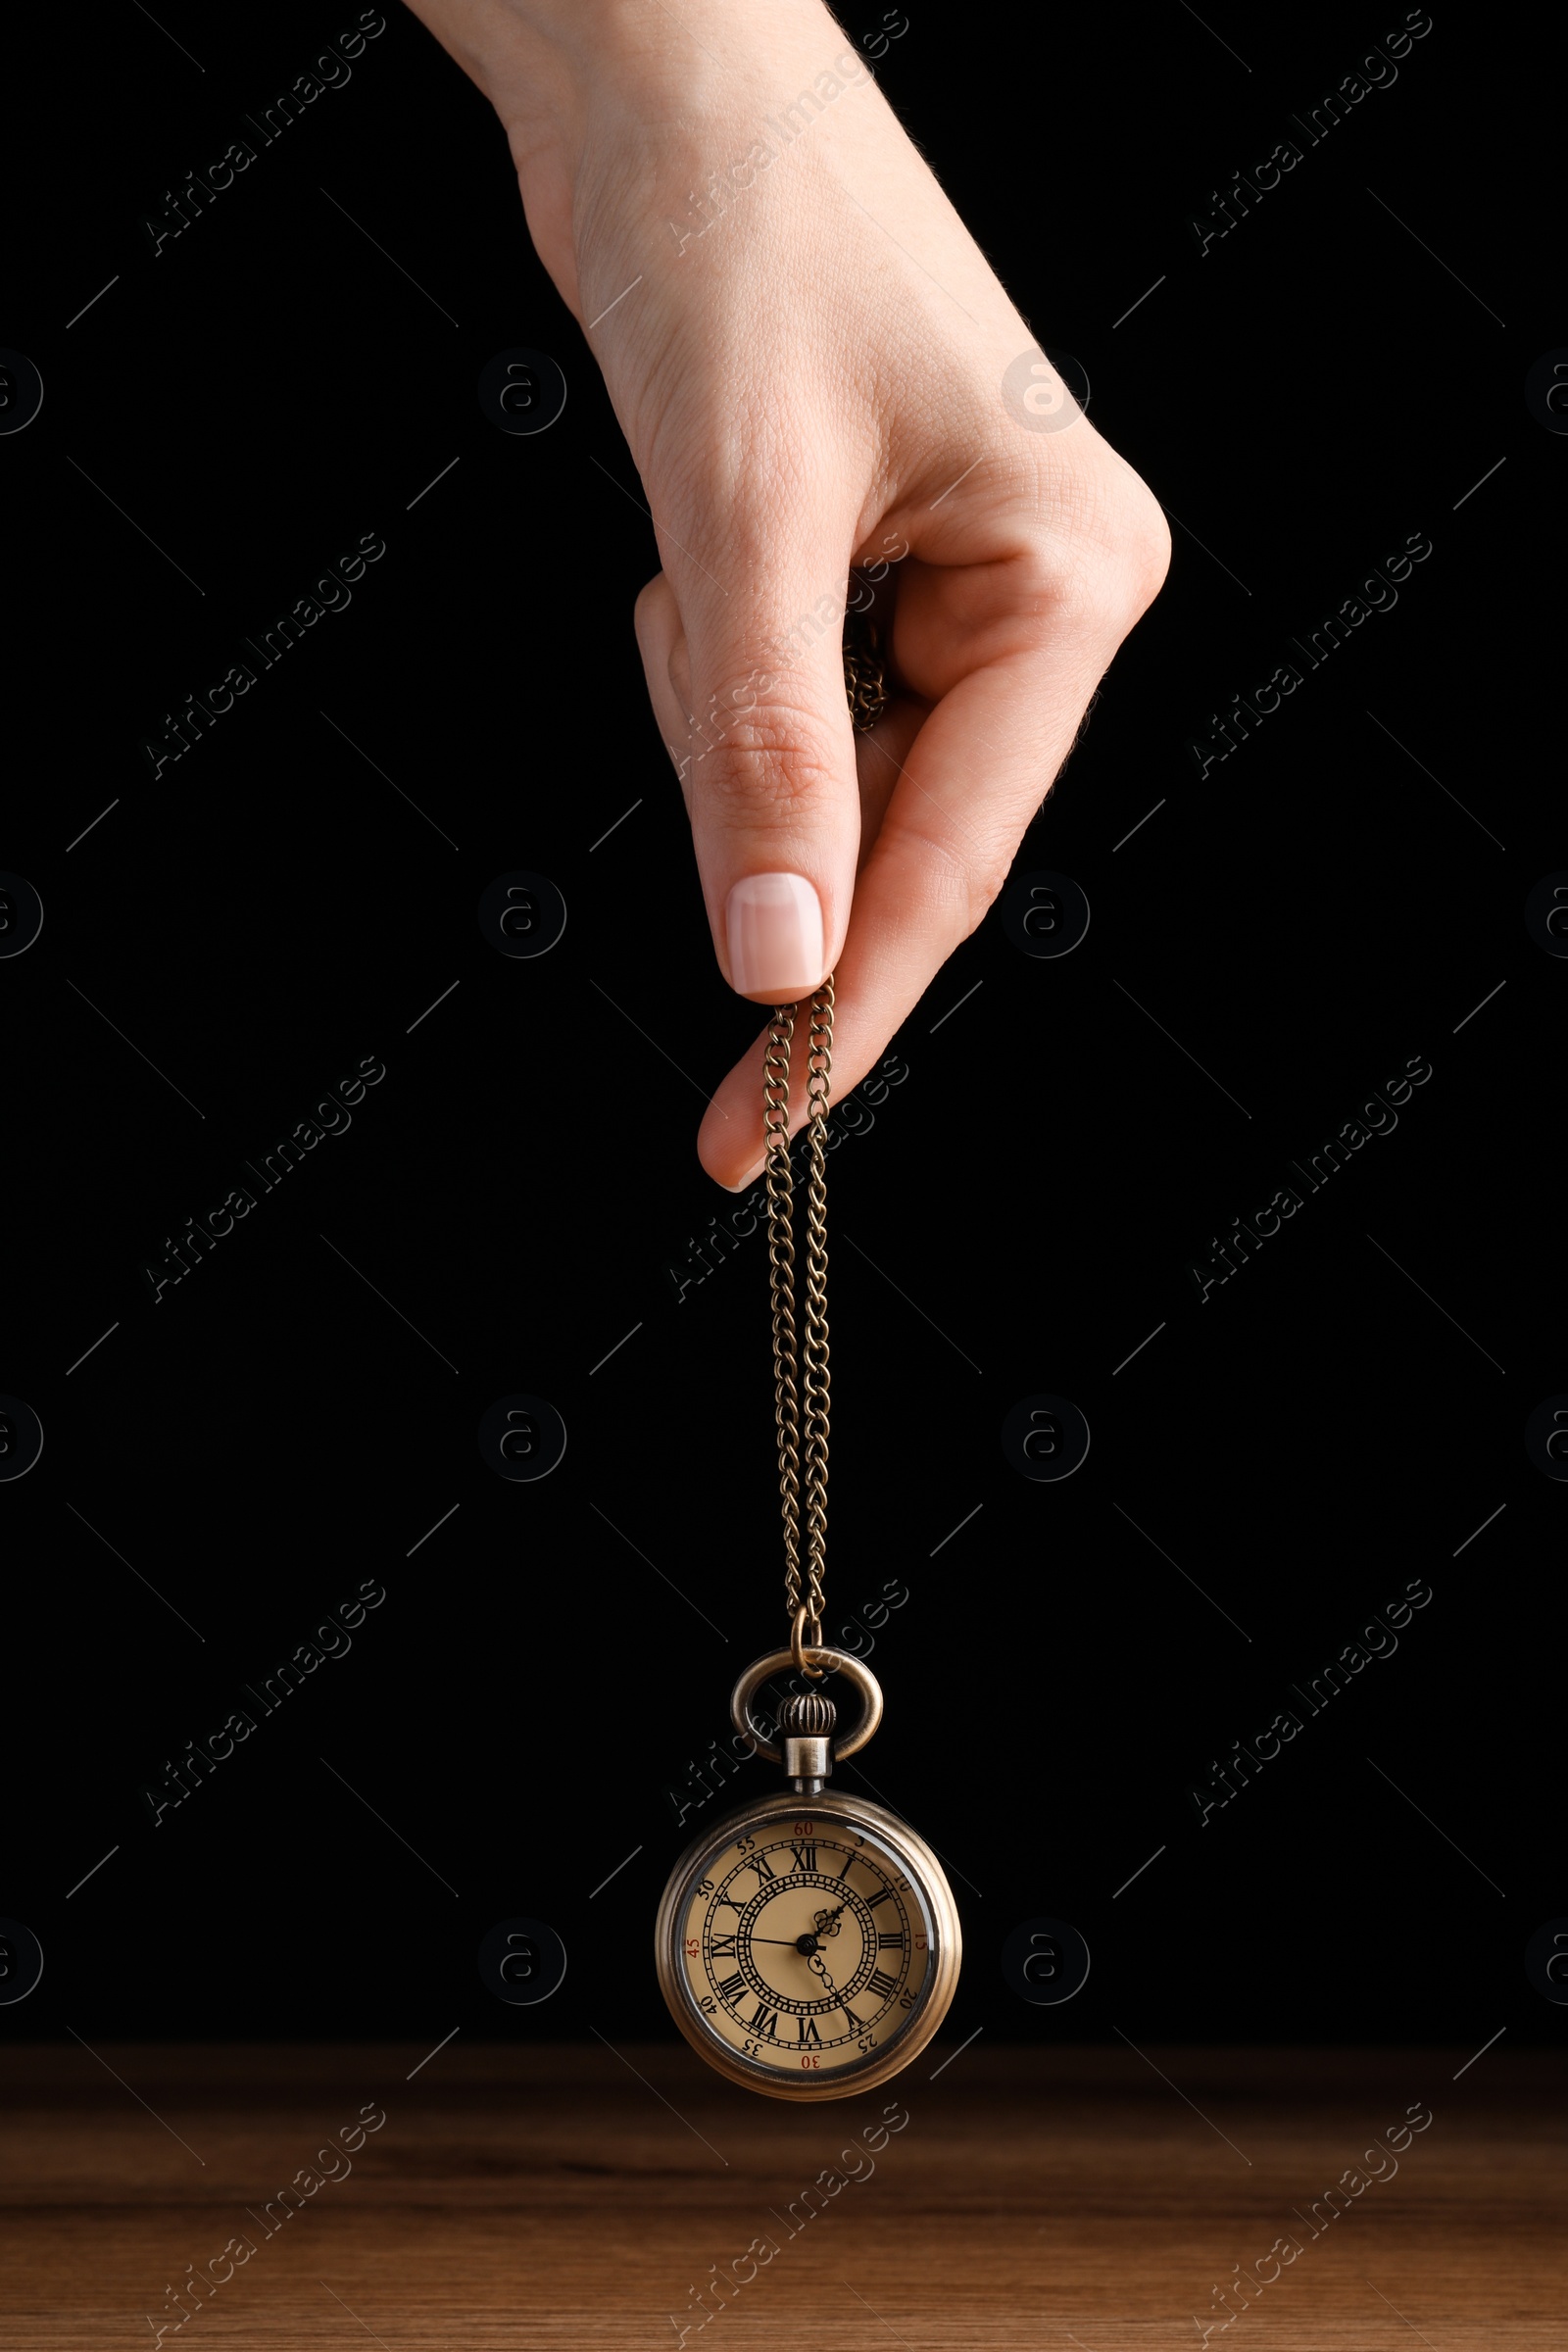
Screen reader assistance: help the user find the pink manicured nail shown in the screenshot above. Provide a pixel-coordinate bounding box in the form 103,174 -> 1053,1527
724,872 -> 825,999
720,1157 -> 767,1195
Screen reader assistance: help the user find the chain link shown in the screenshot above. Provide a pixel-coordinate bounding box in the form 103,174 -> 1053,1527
763,1005 -> 802,1607
843,608 -> 889,733
764,977 -> 835,1669
800,983 -> 834,1623
760,603 -> 869,1670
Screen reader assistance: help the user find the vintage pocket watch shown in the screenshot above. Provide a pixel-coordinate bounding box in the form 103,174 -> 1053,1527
654,959 -> 962,2098
656,1649 -> 961,2099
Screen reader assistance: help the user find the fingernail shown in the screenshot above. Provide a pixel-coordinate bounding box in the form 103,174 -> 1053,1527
720,1155 -> 766,1195
724,872 -> 825,999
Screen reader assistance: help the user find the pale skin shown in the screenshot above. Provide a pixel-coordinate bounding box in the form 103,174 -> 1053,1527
404,0 -> 1171,1185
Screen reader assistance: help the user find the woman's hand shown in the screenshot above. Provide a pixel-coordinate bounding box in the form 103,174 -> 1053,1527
405,0 -> 1170,1184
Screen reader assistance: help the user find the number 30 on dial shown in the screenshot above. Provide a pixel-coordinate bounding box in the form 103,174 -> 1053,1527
655,1792 -> 961,2099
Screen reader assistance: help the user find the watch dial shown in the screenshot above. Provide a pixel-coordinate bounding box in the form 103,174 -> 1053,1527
676,1812 -> 935,2080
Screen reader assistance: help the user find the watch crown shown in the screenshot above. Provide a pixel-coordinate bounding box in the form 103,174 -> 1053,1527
778,1690 -> 836,1791
777,1690 -> 837,1740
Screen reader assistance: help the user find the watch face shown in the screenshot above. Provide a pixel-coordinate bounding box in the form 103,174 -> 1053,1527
657,1794 -> 959,2098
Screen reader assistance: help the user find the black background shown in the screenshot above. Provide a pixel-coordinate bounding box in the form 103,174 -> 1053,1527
4,0 -> 1558,2052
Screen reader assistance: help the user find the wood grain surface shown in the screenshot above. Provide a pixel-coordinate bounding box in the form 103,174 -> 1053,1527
1,2041 -> 1563,2348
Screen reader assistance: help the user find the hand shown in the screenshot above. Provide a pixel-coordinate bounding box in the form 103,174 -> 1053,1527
404,0 -> 1169,1184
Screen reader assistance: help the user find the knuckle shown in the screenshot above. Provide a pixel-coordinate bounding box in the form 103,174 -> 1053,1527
633,572 -> 670,631
885,817 -> 1011,946
1117,480 -> 1173,613
1057,461 -> 1172,633
959,843 -> 1012,936
690,697 -> 843,829
997,444 -> 1172,642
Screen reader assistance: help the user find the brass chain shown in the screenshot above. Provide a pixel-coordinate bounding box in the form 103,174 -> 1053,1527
764,978 -> 835,1676
843,607 -> 889,733
762,1006 -> 802,1607
760,605 -> 875,1675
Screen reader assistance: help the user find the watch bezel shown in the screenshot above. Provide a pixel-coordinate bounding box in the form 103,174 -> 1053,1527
655,1786 -> 962,2102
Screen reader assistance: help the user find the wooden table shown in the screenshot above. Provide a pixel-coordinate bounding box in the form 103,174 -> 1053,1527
2,2042 -> 1563,2348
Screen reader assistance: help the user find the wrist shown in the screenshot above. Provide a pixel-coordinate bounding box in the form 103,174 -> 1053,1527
409,0 -> 847,158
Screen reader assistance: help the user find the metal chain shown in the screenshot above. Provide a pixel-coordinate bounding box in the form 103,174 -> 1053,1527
760,606 -> 869,1672
800,983 -> 834,1619
763,1005 -> 802,1611
764,977 -> 835,1671
843,607 -> 889,733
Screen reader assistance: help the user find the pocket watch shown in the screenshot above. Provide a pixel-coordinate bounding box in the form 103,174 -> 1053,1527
656,1647 -> 961,2099
654,965 -> 962,2098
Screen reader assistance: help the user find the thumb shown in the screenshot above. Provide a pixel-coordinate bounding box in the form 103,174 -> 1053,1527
634,545 -> 860,1004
